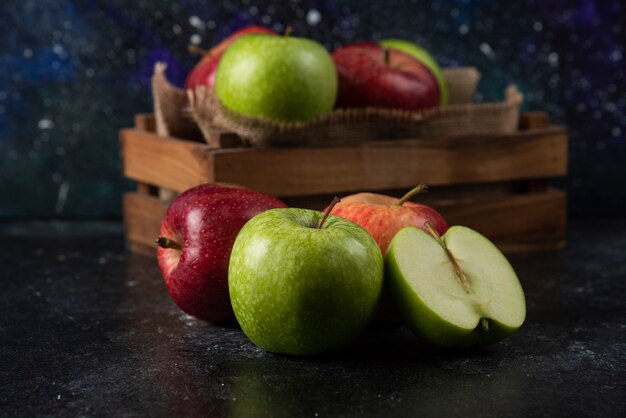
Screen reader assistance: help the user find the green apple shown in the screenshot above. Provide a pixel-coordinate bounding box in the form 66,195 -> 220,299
215,34 -> 338,122
228,206 -> 383,356
379,39 -> 449,106
386,225 -> 526,348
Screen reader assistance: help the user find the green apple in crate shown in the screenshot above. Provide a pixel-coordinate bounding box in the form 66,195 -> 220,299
185,25 -> 275,91
228,201 -> 384,356
386,224 -> 526,348
215,32 -> 338,122
379,39 -> 449,106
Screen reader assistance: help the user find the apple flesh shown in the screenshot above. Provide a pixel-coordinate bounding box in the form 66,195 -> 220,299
185,26 -> 275,91
379,39 -> 449,106
386,225 -> 526,348
157,184 -> 286,323
215,33 -> 338,122
228,205 -> 384,356
332,42 -> 440,111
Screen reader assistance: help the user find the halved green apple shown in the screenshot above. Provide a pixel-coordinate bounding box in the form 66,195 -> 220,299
385,225 -> 526,348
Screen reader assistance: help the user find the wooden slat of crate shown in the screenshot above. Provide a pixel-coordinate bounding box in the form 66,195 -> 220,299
120,130 -> 214,192
216,129 -> 567,196
518,112 -> 550,130
436,188 -> 566,252
124,188 -> 565,256
120,126 -> 567,197
123,192 -> 168,256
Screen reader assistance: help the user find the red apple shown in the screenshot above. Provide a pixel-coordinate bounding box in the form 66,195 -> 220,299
329,185 -> 448,323
331,42 -> 440,111
330,185 -> 448,253
185,25 -> 275,91
185,54 -> 220,91
156,184 -> 287,323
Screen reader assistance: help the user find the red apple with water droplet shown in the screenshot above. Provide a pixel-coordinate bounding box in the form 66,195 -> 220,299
185,25 -> 275,91
156,184 -> 287,323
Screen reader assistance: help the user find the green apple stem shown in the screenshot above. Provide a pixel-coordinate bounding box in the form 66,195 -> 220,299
480,318 -> 490,332
397,184 -> 428,206
318,197 -> 341,229
284,26 -> 293,37
156,236 -> 182,251
383,47 -> 390,65
188,44 -> 212,57
424,222 -> 472,294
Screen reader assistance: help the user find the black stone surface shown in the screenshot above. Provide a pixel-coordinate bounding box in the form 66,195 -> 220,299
1,221 -> 625,417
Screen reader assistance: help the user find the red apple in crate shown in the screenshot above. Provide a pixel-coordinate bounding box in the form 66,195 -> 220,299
331,43 -> 440,111
156,184 -> 287,323
185,25 -> 275,91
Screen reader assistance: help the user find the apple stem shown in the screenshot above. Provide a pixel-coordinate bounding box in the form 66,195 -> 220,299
156,236 -> 182,251
383,47 -> 390,65
480,318 -> 490,332
318,197 -> 341,229
397,184 -> 428,206
284,26 -> 293,37
424,222 -> 472,294
187,44 -> 211,57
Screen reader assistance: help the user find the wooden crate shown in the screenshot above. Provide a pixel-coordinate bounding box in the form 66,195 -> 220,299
121,112 -> 568,257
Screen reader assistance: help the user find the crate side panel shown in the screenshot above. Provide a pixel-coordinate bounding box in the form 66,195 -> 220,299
435,188 -> 567,252
212,129 -> 568,197
121,129 -> 214,192
123,192 -> 169,251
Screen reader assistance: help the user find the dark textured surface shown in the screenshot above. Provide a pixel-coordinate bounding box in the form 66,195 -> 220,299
1,0 -> 625,218
1,221 -> 625,417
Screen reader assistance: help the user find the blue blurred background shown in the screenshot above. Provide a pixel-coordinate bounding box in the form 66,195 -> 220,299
0,0 -> 624,219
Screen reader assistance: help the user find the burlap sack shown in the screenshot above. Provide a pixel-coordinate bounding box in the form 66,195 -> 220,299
417,85 -> 522,137
151,62 -> 202,140
152,62 -> 521,148
443,67 -> 481,104
187,87 -> 433,147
